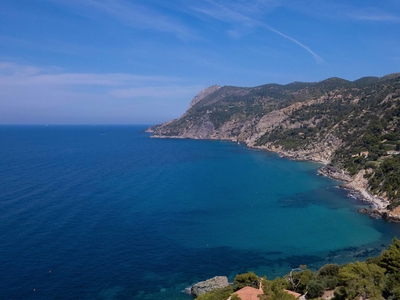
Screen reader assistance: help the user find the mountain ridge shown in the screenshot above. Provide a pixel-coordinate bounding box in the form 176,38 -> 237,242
149,73 -> 400,218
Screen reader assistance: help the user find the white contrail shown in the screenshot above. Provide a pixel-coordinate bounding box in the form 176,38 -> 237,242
197,0 -> 323,63
261,23 -> 323,63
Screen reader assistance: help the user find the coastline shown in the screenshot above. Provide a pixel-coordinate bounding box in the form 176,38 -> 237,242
252,144 -> 399,222
149,132 -> 399,221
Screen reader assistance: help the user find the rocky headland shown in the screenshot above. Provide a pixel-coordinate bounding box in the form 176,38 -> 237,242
189,276 -> 229,298
148,73 -> 400,221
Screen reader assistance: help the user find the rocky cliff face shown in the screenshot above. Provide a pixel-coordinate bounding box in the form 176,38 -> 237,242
186,85 -> 221,111
150,73 -> 400,209
151,80 -> 353,161
151,75 -> 400,155
190,276 -> 229,298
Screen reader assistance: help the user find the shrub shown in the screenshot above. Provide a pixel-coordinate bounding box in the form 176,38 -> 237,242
318,264 -> 340,277
307,280 -> 326,299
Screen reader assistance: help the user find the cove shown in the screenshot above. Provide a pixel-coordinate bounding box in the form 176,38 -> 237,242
0,125 -> 399,299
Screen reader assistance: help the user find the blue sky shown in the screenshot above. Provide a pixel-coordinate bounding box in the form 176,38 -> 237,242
1,0 -> 400,124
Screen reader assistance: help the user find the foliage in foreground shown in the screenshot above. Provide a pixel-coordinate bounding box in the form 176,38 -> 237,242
195,238 -> 400,300
196,286 -> 234,300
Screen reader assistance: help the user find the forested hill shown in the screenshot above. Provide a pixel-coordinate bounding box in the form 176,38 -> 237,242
149,73 -> 400,206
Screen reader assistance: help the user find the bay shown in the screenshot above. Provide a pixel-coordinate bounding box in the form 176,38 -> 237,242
0,125 -> 399,299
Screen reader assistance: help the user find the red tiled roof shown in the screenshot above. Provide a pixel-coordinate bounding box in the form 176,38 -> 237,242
229,286 -> 263,300
228,285 -> 302,300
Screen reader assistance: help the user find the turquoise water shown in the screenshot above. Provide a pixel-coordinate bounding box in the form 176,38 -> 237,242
1,125 -> 399,299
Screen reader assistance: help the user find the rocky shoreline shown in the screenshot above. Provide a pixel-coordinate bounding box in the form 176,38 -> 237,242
148,75 -> 400,224
148,131 -> 400,222
317,166 -> 391,216
260,146 -> 400,222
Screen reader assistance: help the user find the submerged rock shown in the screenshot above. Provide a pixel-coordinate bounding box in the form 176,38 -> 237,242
358,207 -> 370,214
370,210 -> 382,219
190,276 -> 229,298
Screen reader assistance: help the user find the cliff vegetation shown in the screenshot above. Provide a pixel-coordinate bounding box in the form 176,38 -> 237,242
149,73 -> 400,211
196,238 -> 400,300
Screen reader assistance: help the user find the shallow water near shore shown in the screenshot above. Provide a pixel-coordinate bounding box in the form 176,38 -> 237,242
1,125 -> 400,299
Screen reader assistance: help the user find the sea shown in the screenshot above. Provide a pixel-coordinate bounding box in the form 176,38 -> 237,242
1,125 -> 400,300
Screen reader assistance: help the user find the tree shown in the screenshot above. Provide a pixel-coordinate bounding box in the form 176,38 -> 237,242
323,276 -> 338,290
231,294 -> 241,300
384,272 -> 400,299
196,286 -> 234,300
318,263 -> 340,277
376,238 -> 400,274
307,279 -> 325,299
259,278 -> 295,300
285,267 -> 314,293
338,261 -> 385,300
296,269 -> 314,294
234,271 -> 259,289
333,286 -> 349,300
318,263 -> 339,290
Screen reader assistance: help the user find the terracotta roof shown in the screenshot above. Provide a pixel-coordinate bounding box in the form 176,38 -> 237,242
284,289 -> 302,298
228,286 -> 263,300
227,285 -> 302,300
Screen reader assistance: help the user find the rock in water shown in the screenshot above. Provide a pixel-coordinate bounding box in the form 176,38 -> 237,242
358,207 -> 370,214
190,276 -> 229,298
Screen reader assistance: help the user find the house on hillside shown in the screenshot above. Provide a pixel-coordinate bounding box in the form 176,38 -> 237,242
387,150 -> 400,155
352,151 -> 369,158
227,286 -> 302,300
227,286 -> 263,300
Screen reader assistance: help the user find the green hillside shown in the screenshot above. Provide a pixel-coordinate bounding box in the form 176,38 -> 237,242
151,73 -> 400,206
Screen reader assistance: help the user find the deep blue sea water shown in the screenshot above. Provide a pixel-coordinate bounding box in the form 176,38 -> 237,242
1,125 -> 400,299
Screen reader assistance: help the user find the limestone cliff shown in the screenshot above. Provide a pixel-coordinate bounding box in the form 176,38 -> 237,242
150,73 -> 400,213
187,85 -> 221,111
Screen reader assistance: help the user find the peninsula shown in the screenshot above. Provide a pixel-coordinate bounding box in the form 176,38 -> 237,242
148,73 -> 400,220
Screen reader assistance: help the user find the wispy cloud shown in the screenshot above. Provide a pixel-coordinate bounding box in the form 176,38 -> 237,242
109,85 -> 203,99
0,61 -> 203,124
348,8 -> 400,22
0,60 -> 201,103
282,1 -> 400,23
52,0 -> 195,40
189,0 -> 323,63
0,62 -> 179,87
0,61 -> 202,102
